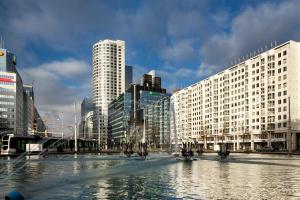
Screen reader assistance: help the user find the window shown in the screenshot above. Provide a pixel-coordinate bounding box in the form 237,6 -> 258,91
283,75 -> 287,80
283,50 -> 287,56
283,122 -> 287,127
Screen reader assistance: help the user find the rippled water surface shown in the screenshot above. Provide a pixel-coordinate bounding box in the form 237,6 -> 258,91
1,153 -> 300,199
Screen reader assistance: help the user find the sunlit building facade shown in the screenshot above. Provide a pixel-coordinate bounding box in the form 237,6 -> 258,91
92,40 -> 126,147
108,71 -> 168,148
0,48 -> 24,135
0,48 -> 45,136
171,40 -> 300,151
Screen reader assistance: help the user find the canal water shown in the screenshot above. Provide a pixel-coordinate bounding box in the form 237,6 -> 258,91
0,153 -> 300,199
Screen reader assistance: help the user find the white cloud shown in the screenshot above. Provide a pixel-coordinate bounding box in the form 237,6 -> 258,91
40,59 -> 89,79
161,40 -> 196,63
200,0 -> 300,75
20,58 -> 91,137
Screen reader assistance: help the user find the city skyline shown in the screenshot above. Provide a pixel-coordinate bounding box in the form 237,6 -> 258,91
1,0 -> 300,133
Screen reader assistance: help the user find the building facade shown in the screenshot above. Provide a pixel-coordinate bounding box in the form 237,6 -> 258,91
144,96 -> 171,148
108,71 -> 168,148
79,97 -> 94,138
125,65 -> 133,90
0,48 -> 45,136
92,40 -> 126,147
171,40 -> 300,151
108,92 -> 131,147
23,84 -> 34,134
80,97 -> 94,138
0,48 -> 24,135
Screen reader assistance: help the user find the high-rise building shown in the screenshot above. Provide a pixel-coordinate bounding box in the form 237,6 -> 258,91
107,92 -> 131,147
171,40 -> 300,151
92,40 -> 125,148
0,48 -> 24,135
0,47 -> 44,136
144,96 -> 171,148
23,84 -> 34,133
79,97 -> 94,138
125,65 -> 133,90
108,70 -> 168,148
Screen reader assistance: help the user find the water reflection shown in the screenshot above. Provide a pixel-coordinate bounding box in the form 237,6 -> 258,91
0,154 -> 300,199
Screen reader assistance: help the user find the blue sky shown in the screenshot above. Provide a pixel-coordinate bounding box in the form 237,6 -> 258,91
1,0 -> 300,126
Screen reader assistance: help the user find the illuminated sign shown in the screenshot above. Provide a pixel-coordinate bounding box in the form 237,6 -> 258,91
0,77 -> 14,83
0,51 -> 4,56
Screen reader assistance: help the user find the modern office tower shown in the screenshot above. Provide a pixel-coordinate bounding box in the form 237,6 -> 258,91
0,48 -> 24,135
92,40 -> 125,148
0,47 -> 44,136
34,107 -> 46,134
140,70 -> 162,89
79,97 -> 94,138
83,111 -> 94,139
108,71 -> 168,148
171,40 -> 300,151
144,96 -> 171,148
125,65 -> 133,90
23,84 -> 34,134
107,92 -> 131,148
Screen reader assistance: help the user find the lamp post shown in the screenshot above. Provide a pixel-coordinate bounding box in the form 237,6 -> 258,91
74,102 -> 78,152
61,112 -> 64,138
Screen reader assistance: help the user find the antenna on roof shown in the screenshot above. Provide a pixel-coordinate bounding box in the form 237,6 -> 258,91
0,36 -> 2,48
274,40 -> 277,46
265,45 -> 268,51
270,42 -> 273,48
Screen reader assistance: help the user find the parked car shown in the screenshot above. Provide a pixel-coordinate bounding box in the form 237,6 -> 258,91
257,146 -> 275,152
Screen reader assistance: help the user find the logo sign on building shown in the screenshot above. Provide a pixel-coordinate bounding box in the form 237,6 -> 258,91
0,51 -> 4,56
0,77 -> 14,83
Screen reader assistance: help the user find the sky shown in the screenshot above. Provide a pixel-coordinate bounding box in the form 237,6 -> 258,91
1,0 -> 300,135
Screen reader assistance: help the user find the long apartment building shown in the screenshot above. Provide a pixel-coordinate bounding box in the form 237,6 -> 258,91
171,40 -> 300,151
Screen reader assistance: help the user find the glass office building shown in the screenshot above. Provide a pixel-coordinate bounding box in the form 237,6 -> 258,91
108,71 -> 169,148
0,48 -> 44,136
0,48 -> 23,134
144,96 -> 171,148
108,92 -> 131,148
